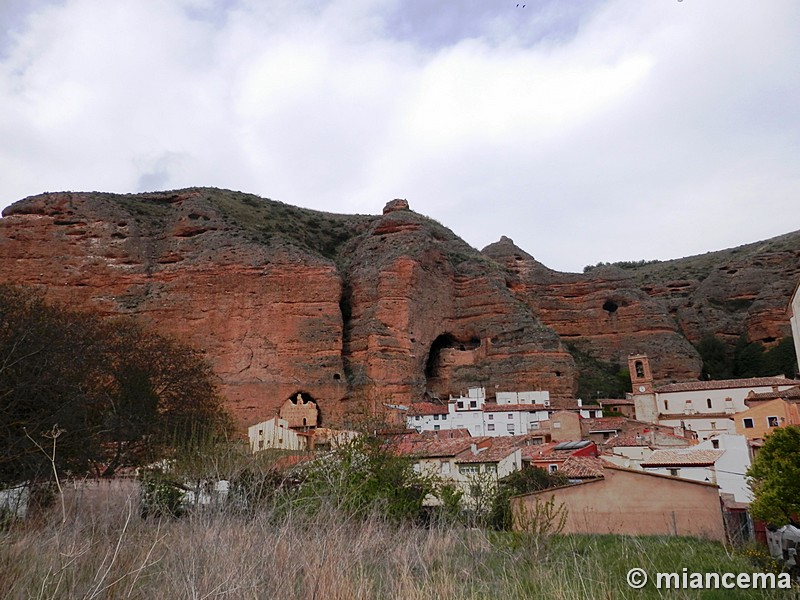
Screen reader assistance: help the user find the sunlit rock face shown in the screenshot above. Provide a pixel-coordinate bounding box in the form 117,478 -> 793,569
0,190 -> 575,428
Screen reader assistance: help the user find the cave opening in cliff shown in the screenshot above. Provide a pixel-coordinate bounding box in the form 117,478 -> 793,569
425,334 -> 481,379
602,300 -> 618,313
426,334 -> 456,379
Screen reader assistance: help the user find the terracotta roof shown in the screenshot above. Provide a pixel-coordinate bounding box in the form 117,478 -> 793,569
523,440 -> 598,462
581,417 -> 628,432
641,449 -> 725,467
389,434 -> 490,458
655,377 -> 800,394
482,403 -> 547,412
604,429 -> 694,448
407,402 -> 449,416
559,456 -> 606,479
746,386 -> 800,402
599,399 -> 634,406
455,444 -> 518,464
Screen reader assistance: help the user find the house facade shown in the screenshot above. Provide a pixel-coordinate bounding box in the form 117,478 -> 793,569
511,464 -> 726,542
406,387 -> 550,438
248,416 -> 309,452
734,397 -> 800,441
640,434 -> 753,504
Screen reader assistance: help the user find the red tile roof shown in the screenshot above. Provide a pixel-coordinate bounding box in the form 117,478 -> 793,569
559,456 -> 606,479
483,403 -> 547,412
746,386 -> 800,402
641,449 -> 725,467
455,444 -> 518,464
388,434 -> 490,458
407,402 -> 449,416
604,429 -> 694,448
581,417 -> 628,432
655,377 -> 800,394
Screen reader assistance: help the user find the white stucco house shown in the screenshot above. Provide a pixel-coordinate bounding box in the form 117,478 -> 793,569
640,434 -> 753,504
406,387 -> 550,437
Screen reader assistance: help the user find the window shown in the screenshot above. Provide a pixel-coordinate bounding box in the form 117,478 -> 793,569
743,418 -> 754,429
711,439 -> 719,449
459,465 -> 479,475
507,424 -> 515,433
415,416 -> 421,421
433,414 -> 439,420
668,468 -> 679,477
548,464 -> 558,473
635,361 -> 644,378
664,400 -> 669,411
710,422 -> 716,429
767,416 -> 779,428
508,413 -> 513,419
433,425 -> 440,431
442,414 -> 447,420
486,464 -> 497,474
706,398 -> 712,409
488,414 -> 494,420
469,401 -> 477,409
488,424 -> 495,431
457,401 -> 464,409
440,461 -> 450,475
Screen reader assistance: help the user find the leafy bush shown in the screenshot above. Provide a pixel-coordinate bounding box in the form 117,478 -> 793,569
290,437 -> 436,523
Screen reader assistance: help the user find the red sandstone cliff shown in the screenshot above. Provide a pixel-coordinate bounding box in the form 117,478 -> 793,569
0,189 -> 575,428
2,188 -> 797,426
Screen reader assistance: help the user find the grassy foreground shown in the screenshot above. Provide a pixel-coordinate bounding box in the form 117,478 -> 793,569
1,485 -> 796,600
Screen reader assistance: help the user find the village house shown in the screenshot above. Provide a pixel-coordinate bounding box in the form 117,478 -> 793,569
734,389 -> 800,441
522,440 -> 599,474
406,387 -> 550,439
248,394 -> 359,453
602,426 -> 696,468
248,416 -> 309,452
598,398 -> 636,418
629,354 -> 800,440
511,464 -> 727,542
639,434 -> 753,504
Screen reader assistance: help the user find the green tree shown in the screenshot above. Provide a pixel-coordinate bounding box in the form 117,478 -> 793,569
696,334 -> 733,379
291,436 -> 436,523
747,426 -> 800,527
490,467 -> 567,530
0,285 -> 231,487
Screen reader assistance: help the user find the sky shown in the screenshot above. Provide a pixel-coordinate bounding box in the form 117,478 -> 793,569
1,0 -> 798,273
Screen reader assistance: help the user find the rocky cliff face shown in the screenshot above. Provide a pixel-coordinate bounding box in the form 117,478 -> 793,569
2,189 -> 797,428
482,237 -> 704,382
0,189 -> 575,428
482,232 -> 800,382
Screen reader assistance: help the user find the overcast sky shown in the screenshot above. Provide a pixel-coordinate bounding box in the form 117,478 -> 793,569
1,0 -> 798,272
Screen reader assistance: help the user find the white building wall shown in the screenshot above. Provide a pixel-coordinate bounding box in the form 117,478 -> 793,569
642,464 -> 716,485
696,434 -> 753,504
659,416 -> 735,441
248,417 -> 307,452
496,391 -> 550,405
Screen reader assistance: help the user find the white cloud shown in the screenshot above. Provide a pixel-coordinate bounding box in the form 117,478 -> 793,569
1,0 -> 798,272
